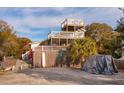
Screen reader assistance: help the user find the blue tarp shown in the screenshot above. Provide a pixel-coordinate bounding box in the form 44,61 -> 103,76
83,55 -> 118,75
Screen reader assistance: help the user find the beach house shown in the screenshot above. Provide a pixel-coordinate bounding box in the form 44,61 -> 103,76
33,18 -> 86,67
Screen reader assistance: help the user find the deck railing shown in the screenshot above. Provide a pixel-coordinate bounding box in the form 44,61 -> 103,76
61,19 -> 84,28
48,31 -> 85,39
36,46 -> 67,51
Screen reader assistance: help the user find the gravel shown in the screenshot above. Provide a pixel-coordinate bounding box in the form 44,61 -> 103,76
0,67 -> 124,85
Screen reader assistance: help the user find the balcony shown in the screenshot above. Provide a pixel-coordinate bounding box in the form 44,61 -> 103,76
48,31 -> 85,39
61,19 -> 84,28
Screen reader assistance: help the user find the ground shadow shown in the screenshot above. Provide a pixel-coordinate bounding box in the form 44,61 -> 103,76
15,68 -> 124,85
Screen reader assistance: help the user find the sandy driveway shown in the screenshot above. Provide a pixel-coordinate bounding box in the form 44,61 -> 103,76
0,67 -> 124,85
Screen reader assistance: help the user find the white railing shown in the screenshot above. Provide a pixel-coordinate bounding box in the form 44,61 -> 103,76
36,46 -> 67,51
48,31 -> 85,39
61,19 -> 84,28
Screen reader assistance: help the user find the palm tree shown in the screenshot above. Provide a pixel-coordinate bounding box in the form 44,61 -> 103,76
69,37 -> 97,69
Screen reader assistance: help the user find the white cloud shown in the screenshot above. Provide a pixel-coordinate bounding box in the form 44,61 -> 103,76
0,7 -> 123,41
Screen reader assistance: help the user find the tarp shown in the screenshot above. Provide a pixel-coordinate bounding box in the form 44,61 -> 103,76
83,55 -> 118,75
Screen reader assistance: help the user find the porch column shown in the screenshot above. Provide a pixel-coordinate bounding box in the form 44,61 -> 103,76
42,51 -> 46,67
59,38 -> 60,46
59,32 -> 61,46
66,25 -> 68,46
51,38 -> 52,46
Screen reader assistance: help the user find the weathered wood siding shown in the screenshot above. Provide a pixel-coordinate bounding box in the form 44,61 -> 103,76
33,47 -> 42,67
33,46 -> 64,68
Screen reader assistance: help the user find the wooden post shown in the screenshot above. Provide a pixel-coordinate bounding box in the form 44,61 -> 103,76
58,32 -> 60,46
74,22 -> 76,32
51,38 -> 52,46
66,25 -> 68,46
42,51 -> 46,67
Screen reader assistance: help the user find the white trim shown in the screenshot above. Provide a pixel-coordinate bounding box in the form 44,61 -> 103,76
42,52 -> 46,67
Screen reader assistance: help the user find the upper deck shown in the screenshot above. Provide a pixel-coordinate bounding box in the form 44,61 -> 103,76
61,19 -> 84,31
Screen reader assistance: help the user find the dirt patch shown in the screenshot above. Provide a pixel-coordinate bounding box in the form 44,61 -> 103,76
0,67 -> 124,85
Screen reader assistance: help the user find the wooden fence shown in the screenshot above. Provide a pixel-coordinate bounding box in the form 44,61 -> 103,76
33,46 -> 67,68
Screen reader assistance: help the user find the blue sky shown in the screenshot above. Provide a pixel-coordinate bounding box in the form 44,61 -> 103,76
0,7 -> 123,41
